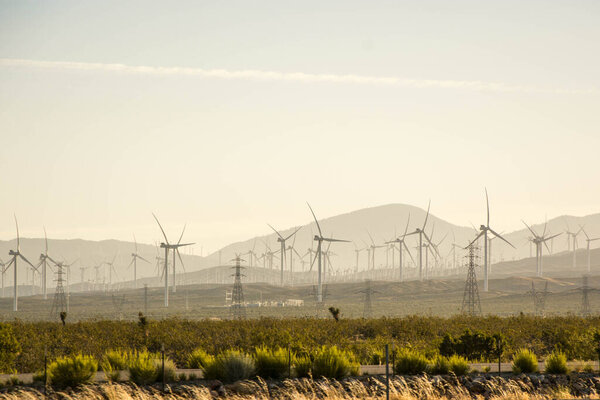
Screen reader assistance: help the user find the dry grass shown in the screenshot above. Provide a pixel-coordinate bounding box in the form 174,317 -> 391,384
0,376 -> 598,400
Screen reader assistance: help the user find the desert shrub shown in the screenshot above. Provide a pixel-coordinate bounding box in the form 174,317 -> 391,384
204,350 -> 255,383
545,350 -> 568,374
127,350 -> 158,385
439,329 -> 495,361
312,346 -> 359,379
370,349 -> 384,365
47,354 -> 97,388
429,355 -> 450,375
0,323 -> 20,373
100,349 -> 129,381
448,355 -> 470,375
395,348 -> 429,375
188,348 -> 214,370
155,356 -> 177,382
512,349 -> 538,374
295,356 -> 312,378
253,346 -> 290,379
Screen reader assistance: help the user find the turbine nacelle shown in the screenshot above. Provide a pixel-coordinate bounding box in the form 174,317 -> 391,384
9,250 -> 18,256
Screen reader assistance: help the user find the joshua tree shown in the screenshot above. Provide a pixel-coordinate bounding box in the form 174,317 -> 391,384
328,306 -> 340,322
59,311 -> 67,326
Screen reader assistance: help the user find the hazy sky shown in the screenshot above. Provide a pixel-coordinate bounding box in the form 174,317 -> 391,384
1,1 -> 599,253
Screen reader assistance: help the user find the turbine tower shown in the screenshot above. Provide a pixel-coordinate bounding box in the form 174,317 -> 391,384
581,227 -> 600,273
404,201 -> 437,280
153,214 -> 195,307
6,216 -> 36,312
386,215 -> 415,281
127,235 -> 150,289
268,224 -> 301,286
366,231 -> 386,270
36,228 -> 57,300
307,203 -> 349,303
468,189 -> 514,292
565,223 -> 584,269
522,220 -> 561,277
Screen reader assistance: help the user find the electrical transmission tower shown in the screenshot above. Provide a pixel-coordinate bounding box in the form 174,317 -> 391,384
230,255 -> 246,320
461,243 -> 482,316
579,275 -> 595,317
358,279 -> 378,318
111,294 -> 126,320
50,263 -> 68,318
527,281 -> 550,317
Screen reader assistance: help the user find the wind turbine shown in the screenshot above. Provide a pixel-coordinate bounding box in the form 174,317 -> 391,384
6,216 -> 36,311
153,214 -> 195,307
353,243 -> 366,274
268,224 -> 301,286
307,203 -> 349,303
0,258 -> 7,298
366,231 -> 386,270
522,220 -> 561,277
567,224 -> 584,269
582,227 -> 600,273
103,255 -> 118,291
36,228 -> 57,300
386,215 -> 415,281
467,189 -> 514,292
404,201 -> 437,280
127,235 -> 150,289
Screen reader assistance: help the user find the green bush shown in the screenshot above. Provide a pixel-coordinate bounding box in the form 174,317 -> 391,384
545,350 -> 568,374
47,354 -> 97,388
188,348 -> 214,370
312,346 -> 359,379
127,351 -> 159,385
395,348 -> 429,375
295,356 -> 312,378
512,349 -> 538,374
204,350 -> 256,383
253,346 -> 291,379
0,323 -> 20,373
100,349 -> 129,381
429,355 -> 450,375
448,355 -> 470,376
155,356 -> 177,383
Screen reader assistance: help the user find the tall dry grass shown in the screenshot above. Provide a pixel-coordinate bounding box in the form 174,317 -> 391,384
0,376 -> 595,400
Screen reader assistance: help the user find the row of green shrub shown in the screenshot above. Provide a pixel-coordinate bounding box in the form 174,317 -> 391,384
512,349 -> 570,374
394,349 -> 470,375
7,315 -> 600,373
39,345 -> 360,387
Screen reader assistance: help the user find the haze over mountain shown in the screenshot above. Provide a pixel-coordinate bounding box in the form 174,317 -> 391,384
2,203 -> 600,289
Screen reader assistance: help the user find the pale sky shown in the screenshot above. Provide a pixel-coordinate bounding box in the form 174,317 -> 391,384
1,0 -> 599,253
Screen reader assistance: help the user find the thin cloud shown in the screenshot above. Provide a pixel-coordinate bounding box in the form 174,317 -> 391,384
0,58 -> 595,95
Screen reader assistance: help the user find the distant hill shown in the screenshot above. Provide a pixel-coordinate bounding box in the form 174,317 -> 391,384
1,204 -> 599,289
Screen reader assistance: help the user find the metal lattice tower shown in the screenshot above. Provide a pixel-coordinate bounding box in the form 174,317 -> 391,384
230,256 -> 246,320
111,294 -> 126,320
358,279 -> 378,318
527,281 -> 550,317
461,243 -> 482,316
50,263 -> 68,318
580,275 -> 592,317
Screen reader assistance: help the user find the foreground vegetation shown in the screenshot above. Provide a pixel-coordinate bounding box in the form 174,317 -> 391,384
4,314 -> 600,374
1,375 -> 598,400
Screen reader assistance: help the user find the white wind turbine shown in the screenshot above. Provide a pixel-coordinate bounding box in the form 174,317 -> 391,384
522,220 -> 561,277
353,243 -> 367,274
153,214 -> 195,307
127,235 -> 150,289
404,201 -> 438,280
268,224 -> 301,286
386,215 -> 415,282
366,231 -> 386,270
6,216 -> 36,312
467,189 -> 514,292
307,203 -> 349,303
565,223 -> 584,269
581,227 -> 600,273
36,228 -> 57,300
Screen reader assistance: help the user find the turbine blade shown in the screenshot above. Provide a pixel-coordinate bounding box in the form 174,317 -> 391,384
44,227 -> 48,254
177,248 -> 185,272
403,242 -> 415,264
485,188 -> 490,227
267,223 -> 284,240
323,238 -> 351,243
307,202 -> 322,237
138,255 -> 151,264
19,254 -> 36,268
177,224 -> 187,245
284,226 -> 302,241
14,215 -> 20,251
489,227 -> 515,248
422,200 -> 431,229
522,220 -> 538,238
152,213 -> 170,244
467,231 -> 486,249
403,213 -> 411,236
